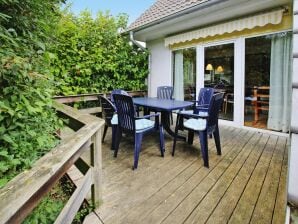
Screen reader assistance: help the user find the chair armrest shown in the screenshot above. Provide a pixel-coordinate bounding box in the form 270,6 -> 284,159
135,113 -> 160,120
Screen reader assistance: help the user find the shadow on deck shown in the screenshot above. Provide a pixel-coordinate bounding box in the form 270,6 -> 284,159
90,125 -> 288,224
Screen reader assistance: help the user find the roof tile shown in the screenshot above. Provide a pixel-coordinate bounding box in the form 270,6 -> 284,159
128,0 -> 208,31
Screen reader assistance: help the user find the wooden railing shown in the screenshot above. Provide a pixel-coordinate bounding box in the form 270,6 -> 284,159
54,90 -> 146,115
0,101 -> 105,224
0,90 -> 146,224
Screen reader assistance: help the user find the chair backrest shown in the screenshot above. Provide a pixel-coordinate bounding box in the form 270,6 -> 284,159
207,92 -> 224,129
99,96 -> 116,125
157,86 -> 173,99
197,87 -> 214,106
113,94 -> 136,133
110,89 -> 129,103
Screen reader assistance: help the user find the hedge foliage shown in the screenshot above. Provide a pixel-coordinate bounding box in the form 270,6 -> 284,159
0,1 -> 149,189
0,0 -> 63,187
50,10 -> 149,95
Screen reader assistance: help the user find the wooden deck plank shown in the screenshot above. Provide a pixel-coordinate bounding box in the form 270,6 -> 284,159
91,125 -> 288,224
97,144 -> 198,222
162,130 -> 255,224
228,135 -> 279,224
249,136 -> 287,224
139,129 -> 251,224
183,131 -> 263,224
205,133 -> 269,224
101,157 -> 197,223
272,138 -> 288,224
97,126 -> 232,223
119,127 -> 240,223
102,126 -> 231,193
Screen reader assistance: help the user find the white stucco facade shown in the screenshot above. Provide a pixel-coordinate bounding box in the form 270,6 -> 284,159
147,39 -> 172,97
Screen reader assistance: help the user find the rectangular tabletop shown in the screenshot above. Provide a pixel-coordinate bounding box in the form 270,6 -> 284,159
133,97 -> 193,111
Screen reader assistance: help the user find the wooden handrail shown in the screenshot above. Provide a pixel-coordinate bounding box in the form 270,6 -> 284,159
53,90 -> 147,104
0,101 -> 105,224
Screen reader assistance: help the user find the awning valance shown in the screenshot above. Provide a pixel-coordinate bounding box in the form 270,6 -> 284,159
164,9 -> 284,47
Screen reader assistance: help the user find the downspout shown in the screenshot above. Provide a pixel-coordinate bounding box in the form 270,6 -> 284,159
129,31 -> 151,96
129,31 -> 146,51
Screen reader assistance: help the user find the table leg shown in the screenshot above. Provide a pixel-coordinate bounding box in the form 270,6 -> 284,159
161,111 -> 186,141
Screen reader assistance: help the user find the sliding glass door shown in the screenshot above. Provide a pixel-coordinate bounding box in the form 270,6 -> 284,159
204,43 -> 235,121
172,32 -> 292,133
244,32 -> 292,132
173,48 -> 196,101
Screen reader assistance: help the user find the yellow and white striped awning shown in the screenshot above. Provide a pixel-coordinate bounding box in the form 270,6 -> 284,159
164,9 -> 284,47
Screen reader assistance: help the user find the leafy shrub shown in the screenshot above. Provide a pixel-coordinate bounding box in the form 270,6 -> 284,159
50,10 -> 149,95
0,0 -> 63,187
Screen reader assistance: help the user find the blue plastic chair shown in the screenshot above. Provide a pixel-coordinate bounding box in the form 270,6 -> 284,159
178,87 -> 214,139
98,96 -> 117,150
110,89 -> 129,103
113,94 -> 165,170
180,87 -> 214,115
172,92 -> 224,168
157,86 -> 173,99
150,86 -> 174,124
111,89 -> 141,116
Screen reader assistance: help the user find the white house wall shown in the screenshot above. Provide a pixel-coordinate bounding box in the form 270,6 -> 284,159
147,39 -> 172,97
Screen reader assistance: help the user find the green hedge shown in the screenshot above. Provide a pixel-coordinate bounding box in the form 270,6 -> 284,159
50,10 -> 149,95
0,0 -> 63,187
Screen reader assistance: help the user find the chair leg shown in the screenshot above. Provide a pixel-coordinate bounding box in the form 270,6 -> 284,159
155,113 -> 160,130
188,130 -> 194,145
133,133 -> 143,170
199,130 -> 209,168
102,124 -> 108,143
213,125 -> 222,155
114,128 -> 122,158
159,124 -> 165,157
111,125 -> 117,150
170,112 -> 173,125
172,115 -> 180,156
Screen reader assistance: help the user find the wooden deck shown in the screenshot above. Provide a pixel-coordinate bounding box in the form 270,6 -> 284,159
92,125 -> 288,224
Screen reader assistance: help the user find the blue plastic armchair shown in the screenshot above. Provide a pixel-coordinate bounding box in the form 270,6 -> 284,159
157,86 -> 173,99
113,94 -> 165,170
180,87 -> 214,115
110,89 -> 129,103
150,86 -> 174,124
98,96 -> 118,150
172,92 -> 224,168
178,87 -> 214,139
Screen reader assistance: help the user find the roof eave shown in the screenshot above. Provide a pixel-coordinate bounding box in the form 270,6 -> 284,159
124,0 -> 227,34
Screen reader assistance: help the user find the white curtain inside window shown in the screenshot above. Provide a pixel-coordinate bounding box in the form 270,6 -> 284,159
267,32 -> 293,132
174,51 -> 184,100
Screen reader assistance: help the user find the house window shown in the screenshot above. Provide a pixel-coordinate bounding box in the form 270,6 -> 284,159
244,32 -> 292,132
173,48 -> 196,101
204,43 -> 234,121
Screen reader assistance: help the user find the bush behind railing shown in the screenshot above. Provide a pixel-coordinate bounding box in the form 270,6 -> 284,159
49,9 -> 149,96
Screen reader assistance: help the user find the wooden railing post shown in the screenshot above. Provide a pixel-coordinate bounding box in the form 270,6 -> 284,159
91,128 -> 103,207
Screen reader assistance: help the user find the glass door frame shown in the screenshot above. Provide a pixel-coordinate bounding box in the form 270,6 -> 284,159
196,38 -> 245,126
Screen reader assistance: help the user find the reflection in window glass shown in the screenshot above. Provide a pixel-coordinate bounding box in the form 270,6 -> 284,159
244,36 -> 271,129
244,33 -> 292,132
204,43 -> 234,121
173,48 -> 196,101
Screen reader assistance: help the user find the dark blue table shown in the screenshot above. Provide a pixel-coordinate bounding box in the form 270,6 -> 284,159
133,97 -> 193,139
